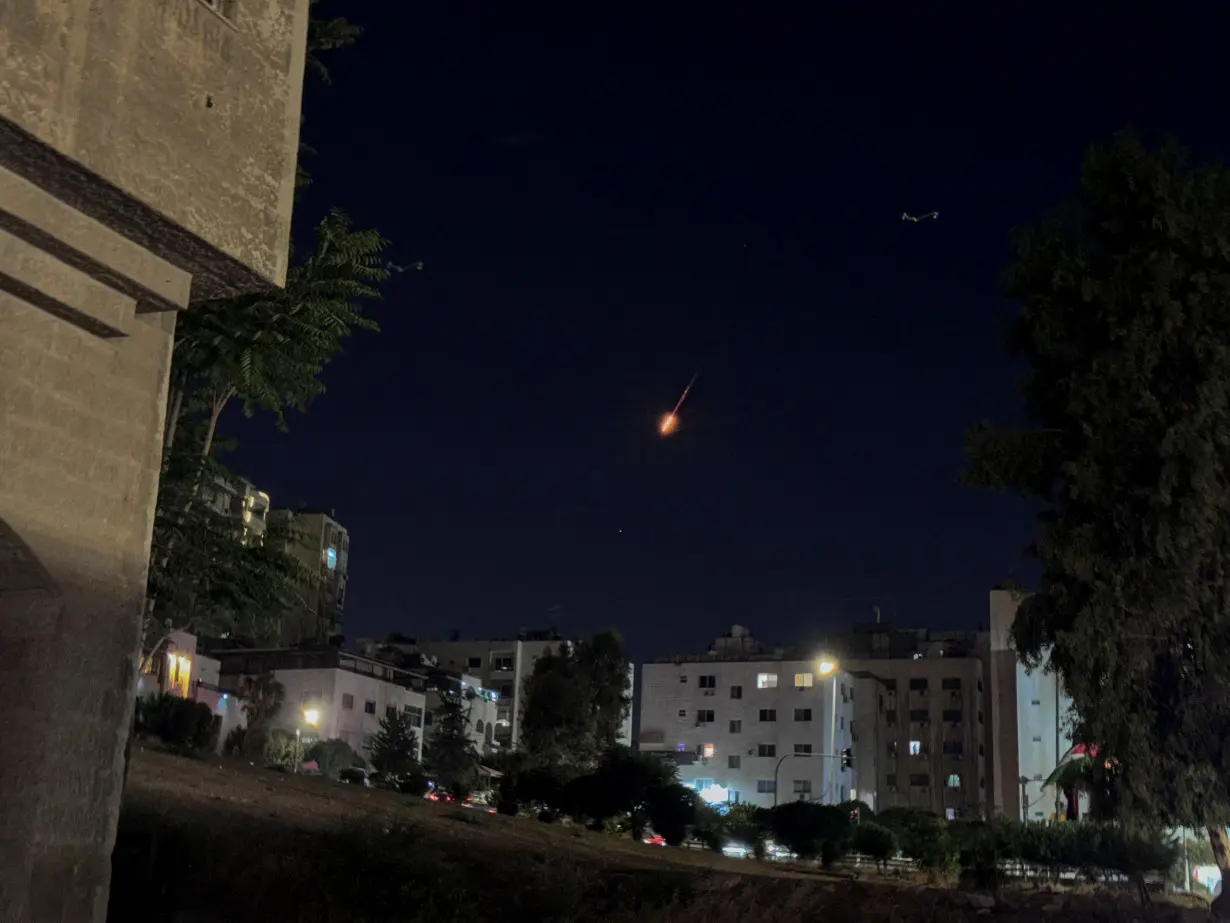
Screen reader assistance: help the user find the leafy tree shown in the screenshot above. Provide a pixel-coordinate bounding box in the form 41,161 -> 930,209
424,692 -> 480,798
165,209 -> 389,463
852,822 -> 898,871
763,802 -> 853,862
237,672 -> 285,760
961,131 -> 1230,900
519,631 -> 632,770
564,747 -> 677,838
370,709 -> 421,776
264,729 -> 305,772
646,782 -> 700,847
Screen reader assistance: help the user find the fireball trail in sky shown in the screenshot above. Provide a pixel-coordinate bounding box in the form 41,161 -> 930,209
659,372 -> 699,436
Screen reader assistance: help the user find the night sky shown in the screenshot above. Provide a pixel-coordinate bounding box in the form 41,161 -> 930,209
228,6 -> 1230,660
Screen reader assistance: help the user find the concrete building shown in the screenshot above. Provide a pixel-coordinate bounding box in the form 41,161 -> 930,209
638,627 -> 856,809
359,630 -> 563,750
213,647 -> 427,763
205,476 -> 271,545
269,508 -> 349,644
0,1 -> 309,917
987,589 -> 1077,821
135,630 -> 243,749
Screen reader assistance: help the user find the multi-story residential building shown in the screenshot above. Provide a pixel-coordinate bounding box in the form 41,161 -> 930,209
360,629 -> 563,751
213,646 -> 427,763
205,476 -> 271,545
638,626 -> 856,809
987,589 -> 1077,822
268,507 -> 350,644
0,1 -> 310,914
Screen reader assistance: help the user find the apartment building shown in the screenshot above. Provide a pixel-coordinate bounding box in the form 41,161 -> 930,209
268,507 -> 350,645
638,627 -> 856,809
827,625 -> 992,818
205,476 -> 271,545
987,589 -> 1077,821
0,1 -> 310,913
360,630 -> 563,750
213,647 -> 427,764
421,669 -> 502,757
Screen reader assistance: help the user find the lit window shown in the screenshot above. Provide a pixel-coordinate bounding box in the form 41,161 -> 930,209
793,673 -> 813,688
909,740 -> 921,756
947,774 -> 961,789
756,673 -> 778,689
326,547 -> 338,570
702,743 -> 715,758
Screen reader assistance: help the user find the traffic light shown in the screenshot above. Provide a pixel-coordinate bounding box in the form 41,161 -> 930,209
840,747 -> 853,770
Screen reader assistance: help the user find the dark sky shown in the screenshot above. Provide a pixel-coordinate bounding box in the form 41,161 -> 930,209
229,5 -> 1229,660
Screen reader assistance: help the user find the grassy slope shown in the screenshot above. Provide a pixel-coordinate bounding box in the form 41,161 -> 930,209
110,749 -> 1207,923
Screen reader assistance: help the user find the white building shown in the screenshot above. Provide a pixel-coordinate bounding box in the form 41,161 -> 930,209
214,647 -> 427,764
988,589 -> 1079,821
638,628 -> 855,809
358,630 -> 562,750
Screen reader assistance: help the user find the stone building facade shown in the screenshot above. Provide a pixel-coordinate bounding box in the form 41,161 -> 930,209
0,1 -> 309,919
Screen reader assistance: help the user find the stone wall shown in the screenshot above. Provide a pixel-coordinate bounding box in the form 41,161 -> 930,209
0,1 -> 310,919
0,0 -> 308,287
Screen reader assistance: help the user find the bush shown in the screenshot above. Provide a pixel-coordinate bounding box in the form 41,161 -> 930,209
646,783 -> 699,846
135,694 -> 221,756
263,730 -> 304,772
852,822 -> 898,870
398,769 -> 430,797
763,802 -> 853,861
337,767 -> 367,786
307,739 -> 363,779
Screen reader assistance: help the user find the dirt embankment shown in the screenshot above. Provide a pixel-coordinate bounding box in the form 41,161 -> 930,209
110,749 -> 1216,923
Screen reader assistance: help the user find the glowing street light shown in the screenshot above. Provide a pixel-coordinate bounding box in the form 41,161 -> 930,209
817,659 -> 837,676
303,708 -> 320,727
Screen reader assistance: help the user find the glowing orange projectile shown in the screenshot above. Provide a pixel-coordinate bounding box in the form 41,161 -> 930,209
658,372 -> 698,438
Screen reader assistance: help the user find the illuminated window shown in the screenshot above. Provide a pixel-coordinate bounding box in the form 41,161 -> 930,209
909,740 -> 921,756
793,673 -> 813,688
756,673 -> 778,689
947,774 -> 961,789
326,547 -> 338,570
165,652 -> 191,697
702,743 -> 715,758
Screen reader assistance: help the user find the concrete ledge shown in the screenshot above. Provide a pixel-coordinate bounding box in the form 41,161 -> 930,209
0,166 -> 192,313
0,227 -> 136,337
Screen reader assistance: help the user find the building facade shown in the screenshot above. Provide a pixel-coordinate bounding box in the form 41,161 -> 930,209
638,629 -> 855,809
987,589 -> 1077,821
205,476 -> 271,545
269,508 -> 349,644
361,631 -> 562,751
0,1 -> 309,918
213,647 -> 427,763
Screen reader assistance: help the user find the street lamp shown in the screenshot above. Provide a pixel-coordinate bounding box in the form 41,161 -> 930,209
294,707 -> 320,774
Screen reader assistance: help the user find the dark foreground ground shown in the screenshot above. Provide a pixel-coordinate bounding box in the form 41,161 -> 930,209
110,749 -> 1215,922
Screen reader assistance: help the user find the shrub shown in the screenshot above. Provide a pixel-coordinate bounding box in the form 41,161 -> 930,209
852,822 -> 898,870
263,730 -> 304,772
763,802 -> 853,861
337,767 -> 367,785
135,694 -> 221,756
646,783 -> 699,846
398,769 -> 430,797
307,739 -> 363,779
